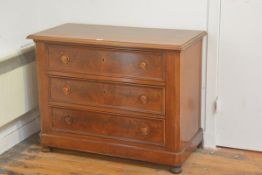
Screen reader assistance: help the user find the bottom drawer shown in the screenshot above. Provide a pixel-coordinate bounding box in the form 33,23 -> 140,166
51,108 -> 164,145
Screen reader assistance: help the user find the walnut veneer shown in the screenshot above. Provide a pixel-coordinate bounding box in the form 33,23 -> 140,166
28,23 -> 206,173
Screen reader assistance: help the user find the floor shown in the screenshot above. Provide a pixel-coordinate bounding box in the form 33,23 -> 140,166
0,135 -> 262,175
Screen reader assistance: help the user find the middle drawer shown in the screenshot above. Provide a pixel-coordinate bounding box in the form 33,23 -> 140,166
49,77 -> 165,114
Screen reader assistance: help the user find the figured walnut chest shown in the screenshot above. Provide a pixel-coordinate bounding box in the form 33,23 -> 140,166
28,23 -> 206,173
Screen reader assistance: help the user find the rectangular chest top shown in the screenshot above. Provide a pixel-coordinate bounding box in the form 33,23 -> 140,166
27,23 -> 206,50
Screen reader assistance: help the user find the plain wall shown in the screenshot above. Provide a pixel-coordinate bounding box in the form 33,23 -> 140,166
36,0 -> 208,30
0,0 -> 38,59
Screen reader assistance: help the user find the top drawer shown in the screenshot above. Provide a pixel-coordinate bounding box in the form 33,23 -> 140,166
47,44 -> 165,81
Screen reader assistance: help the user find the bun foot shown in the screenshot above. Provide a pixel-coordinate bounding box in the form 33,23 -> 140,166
41,146 -> 52,153
197,141 -> 204,149
170,166 -> 182,174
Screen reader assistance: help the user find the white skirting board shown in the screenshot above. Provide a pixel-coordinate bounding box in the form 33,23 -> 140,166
0,108 -> 40,155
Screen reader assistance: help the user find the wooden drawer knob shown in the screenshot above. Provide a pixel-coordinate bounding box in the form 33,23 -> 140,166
60,55 -> 70,64
63,85 -> 71,95
139,61 -> 147,70
140,95 -> 148,104
140,126 -> 150,136
64,115 -> 73,125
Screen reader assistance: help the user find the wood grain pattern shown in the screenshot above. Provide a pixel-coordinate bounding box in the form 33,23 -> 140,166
1,135 -> 262,175
27,23 -> 207,50
49,77 -> 164,114
35,42 -> 50,133
180,40 -> 202,149
48,44 -> 165,81
51,107 -> 164,145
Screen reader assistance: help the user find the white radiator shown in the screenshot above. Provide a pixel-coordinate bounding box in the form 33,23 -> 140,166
0,46 -> 38,127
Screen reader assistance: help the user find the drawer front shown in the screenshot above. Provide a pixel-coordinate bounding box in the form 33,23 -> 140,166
50,77 -> 164,114
51,108 -> 164,145
48,45 -> 164,80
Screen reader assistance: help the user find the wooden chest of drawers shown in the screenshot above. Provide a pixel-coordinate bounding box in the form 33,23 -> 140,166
28,23 -> 206,173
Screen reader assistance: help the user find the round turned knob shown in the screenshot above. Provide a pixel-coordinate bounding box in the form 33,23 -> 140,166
63,85 -> 71,95
140,126 -> 150,136
60,55 -> 70,64
140,95 -> 148,104
139,61 -> 147,70
64,115 -> 73,125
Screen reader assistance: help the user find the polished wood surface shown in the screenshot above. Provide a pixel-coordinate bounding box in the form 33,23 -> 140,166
28,23 -> 206,173
1,135 -> 262,175
48,44 -> 165,81
51,108 -> 164,145
27,23 -> 206,50
180,40 -> 202,148
50,77 -> 164,114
